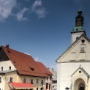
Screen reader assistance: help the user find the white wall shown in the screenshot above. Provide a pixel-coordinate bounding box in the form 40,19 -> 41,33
57,62 -> 90,90
0,60 -> 16,90
0,60 -> 16,71
71,32 -> 84,43
0,75 -> 5,90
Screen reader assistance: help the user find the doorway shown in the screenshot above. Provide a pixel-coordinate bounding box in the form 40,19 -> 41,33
79,87 -> 84,90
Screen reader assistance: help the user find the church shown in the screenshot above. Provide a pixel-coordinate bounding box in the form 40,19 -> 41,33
56,10 -> 90,90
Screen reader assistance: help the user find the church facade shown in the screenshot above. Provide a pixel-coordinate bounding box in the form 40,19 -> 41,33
56,10 -> 90,90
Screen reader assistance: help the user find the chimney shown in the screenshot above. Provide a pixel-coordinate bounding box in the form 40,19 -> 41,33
5,44 -> 10,53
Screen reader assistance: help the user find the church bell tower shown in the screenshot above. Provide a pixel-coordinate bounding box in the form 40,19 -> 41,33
71,10 -> 86,43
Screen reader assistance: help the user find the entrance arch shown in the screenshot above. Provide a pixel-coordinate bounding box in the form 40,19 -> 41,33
74,78 -> 85,90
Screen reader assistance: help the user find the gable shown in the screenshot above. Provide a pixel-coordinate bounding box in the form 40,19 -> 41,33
0,47 -> 9,61
71,67 -> 89,77
56,35 -> 90,62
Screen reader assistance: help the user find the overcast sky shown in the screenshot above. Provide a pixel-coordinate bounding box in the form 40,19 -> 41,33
0,0 -> 90,70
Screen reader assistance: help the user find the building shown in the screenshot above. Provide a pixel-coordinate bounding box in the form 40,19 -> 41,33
36,62 -> 52,90
0,44 -> 52,90
56,10 -> 90,90
49,68 -> 57,90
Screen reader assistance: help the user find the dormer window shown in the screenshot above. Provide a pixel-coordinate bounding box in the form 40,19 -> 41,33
29,67 -> 34,71
1,67 -> 3,71
9,66 -> 11,70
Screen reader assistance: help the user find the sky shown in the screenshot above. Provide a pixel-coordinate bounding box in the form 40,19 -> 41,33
0,0 -> 90,70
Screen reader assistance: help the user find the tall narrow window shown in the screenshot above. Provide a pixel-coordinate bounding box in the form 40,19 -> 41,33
31,79 -> 33,84
41,80 -> 43,85
23,78 -> 26,83
49,84 -> 51,90
10,77 -> 13,82
50,76 -> 52,80
47,77 -> 48,80
46,83 -> 48,89
1,67 -> 3,71
9,66 -> 11,70
36,79 -> 39,84
37,88 -> 38,90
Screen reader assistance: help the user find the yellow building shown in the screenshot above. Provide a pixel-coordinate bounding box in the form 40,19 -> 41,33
0,45 -> 52,90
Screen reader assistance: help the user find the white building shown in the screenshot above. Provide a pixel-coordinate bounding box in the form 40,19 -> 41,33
56,10 -> 90,90
49,68 -> 57,90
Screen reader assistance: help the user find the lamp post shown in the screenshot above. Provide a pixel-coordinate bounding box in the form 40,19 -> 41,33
65,87 -> 69,90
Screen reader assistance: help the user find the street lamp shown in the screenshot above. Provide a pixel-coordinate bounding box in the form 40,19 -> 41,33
65,87 -> 69,90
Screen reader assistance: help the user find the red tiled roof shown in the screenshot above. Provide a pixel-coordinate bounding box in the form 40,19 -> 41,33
2,46 -> 47,77
9,82 -> 34,89
36,61 -> 52,75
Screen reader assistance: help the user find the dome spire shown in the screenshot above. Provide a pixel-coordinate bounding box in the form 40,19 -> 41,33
75,10 -> 84,26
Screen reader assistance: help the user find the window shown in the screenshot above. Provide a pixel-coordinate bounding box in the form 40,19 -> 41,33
10,77 -> 13,82
79,71 -> 81,73
29,67 -> 34,71
0,77 -> 1,82
9,66 -> 11,70
31,79 -> 33,84
47,77 -> 48,80
41,80 -> 43,85
77,21 -> 81,26
46,83 -> 48,89
36,88 -> 38,90
76,37 -> 78,40
80,47 -> 85,53
81,39 -> 85,43
50,76 -> 52,80
49,84 -> 51,90
1,67 -> 3,71
36,79 -> 39,84
23,78 -> 26,83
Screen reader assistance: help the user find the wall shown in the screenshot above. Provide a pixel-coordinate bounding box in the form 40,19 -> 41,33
4,71 -> 17,90
18,75 -> 45,90
0,60 -> 16,71
57,62 -> 90,90
0,74 -> 5,90
71,32 -> 84,43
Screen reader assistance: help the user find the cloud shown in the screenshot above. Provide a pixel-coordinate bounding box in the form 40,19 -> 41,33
0,0 -> 17,21
34,57 -> 42,61
31,0 -> 42,11
35,8 -> 46,18
16,7 -> 28,21
24,52 -> 30,56
31,0 -> 46,18
34,57 -> 39,61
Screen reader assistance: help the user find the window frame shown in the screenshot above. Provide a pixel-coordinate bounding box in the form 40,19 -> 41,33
10,77 -> 13,82
31,79 -> 33,84
1,67 -> 3,71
